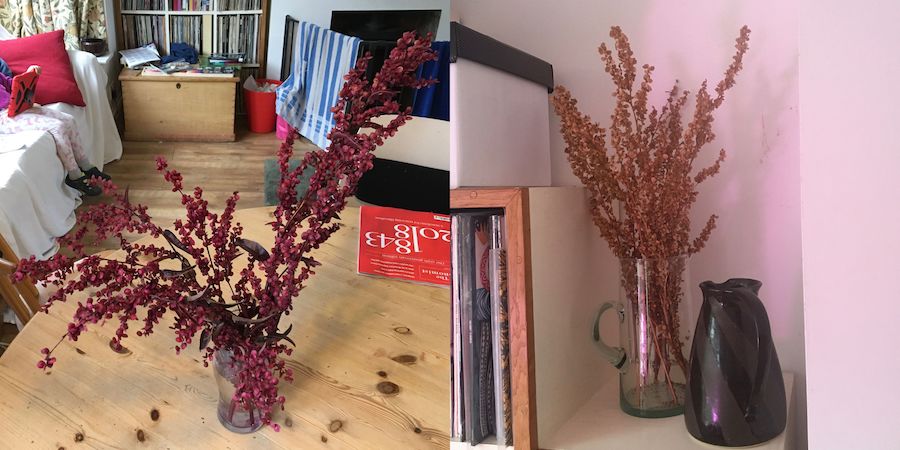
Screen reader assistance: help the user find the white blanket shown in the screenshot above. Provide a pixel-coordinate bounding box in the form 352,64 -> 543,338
0,131 -> 79,259
48,50 -> 123,168
0,50 -> 122,259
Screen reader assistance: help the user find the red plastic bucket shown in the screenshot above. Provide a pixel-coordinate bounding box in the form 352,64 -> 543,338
244,79 -> 282,133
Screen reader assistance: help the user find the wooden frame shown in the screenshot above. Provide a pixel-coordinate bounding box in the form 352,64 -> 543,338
0,234 -> 40,325
451,187 -> 537,450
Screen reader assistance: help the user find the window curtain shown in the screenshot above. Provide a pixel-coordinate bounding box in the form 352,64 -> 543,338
0,0 -> 107,50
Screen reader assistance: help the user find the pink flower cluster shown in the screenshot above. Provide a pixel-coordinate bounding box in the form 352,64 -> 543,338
14,31 -> 437,429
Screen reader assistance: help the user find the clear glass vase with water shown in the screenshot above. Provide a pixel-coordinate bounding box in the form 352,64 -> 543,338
592,256 -> 692,418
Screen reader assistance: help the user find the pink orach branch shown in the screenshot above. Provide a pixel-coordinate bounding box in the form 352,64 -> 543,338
13,32 -> 437,430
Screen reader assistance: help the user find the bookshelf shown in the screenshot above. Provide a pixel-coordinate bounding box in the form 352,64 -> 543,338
113,0 -> 269,70
452,186 -> 624,450
451,187 -> 537,450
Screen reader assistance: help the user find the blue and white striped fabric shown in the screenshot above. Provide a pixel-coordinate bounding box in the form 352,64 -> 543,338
276,22 -> 361,150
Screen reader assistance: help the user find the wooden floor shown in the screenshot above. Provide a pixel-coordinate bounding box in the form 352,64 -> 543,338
79,126 -> 317,253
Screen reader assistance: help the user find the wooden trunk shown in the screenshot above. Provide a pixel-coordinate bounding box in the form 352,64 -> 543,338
119,69 -> 239,142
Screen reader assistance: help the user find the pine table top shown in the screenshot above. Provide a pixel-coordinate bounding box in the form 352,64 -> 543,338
0,206 -> 450,448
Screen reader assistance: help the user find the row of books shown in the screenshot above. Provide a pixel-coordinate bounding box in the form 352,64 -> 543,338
122,0 -> 165,11
121,15 -> 165,54
169,16 -> 203,53
170,0 -> 211,11
122,0 -> 255,11
451,213 -> 513,447
216,15 -> 258,64
218,0 -> 261,10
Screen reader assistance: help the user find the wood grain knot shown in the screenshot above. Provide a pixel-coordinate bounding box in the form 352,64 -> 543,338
108,339 -> 131,355
74,348 -> 86,355
321,435 -> 328,443
393,326 -> 411,335
74,432 -> 84,442
391,354 -> 417,365
414,427 -> 422,434
377,381 -> 400,396
136,429 -> 145,442
377,370 -> 388,378
150,409 -> 160,421
284,417 -> 293,428
328,419 -> 343,433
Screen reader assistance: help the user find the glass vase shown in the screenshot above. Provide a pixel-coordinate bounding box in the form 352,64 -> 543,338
593,256 -> 693,418
213,349 -> 264,433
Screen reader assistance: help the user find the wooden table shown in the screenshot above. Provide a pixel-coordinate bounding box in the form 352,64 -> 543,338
0,207 -> 450,449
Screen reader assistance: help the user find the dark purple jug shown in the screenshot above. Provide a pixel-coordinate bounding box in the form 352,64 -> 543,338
684,279 -> 786,446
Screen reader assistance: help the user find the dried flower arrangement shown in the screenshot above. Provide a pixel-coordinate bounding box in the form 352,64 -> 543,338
552,26 -> 751,409
13,32 -> 437,430
552,26 -> 750,260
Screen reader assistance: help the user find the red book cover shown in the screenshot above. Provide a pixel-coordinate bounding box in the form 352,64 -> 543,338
357,205 -> 451,286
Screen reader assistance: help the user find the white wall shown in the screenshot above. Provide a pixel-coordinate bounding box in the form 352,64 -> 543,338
265,0 -> 451,79
800,2 -> 900,449
454,0 -> 806,447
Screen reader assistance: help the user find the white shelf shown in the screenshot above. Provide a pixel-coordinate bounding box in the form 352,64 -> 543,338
450,439 -> 513,450
544,372 -> 795,450
164,10 -> 214,15
121,9 -> 260,14
215,10 -> 262,14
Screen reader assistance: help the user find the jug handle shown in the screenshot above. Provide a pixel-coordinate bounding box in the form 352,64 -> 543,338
592,302 -> 626,370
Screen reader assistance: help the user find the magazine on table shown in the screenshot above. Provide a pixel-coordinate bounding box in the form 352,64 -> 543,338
357,205 -> 450,287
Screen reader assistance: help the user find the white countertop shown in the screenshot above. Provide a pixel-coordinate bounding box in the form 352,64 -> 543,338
544,372 -> 795,450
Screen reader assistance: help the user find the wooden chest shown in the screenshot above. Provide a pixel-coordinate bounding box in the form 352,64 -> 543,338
119,69 -> 240,142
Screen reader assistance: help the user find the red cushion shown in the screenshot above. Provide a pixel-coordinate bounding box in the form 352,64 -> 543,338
0,30 -> 85,107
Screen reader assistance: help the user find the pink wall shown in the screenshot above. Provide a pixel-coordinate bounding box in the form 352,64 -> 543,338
454,0 -> 806,446
800,2 -> 900,448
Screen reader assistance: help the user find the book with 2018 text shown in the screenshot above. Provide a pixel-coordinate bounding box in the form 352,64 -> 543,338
357,205 -> 451,287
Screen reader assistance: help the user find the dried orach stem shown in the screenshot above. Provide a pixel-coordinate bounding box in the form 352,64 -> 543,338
553,26 -> 750,405
13,32 -> 438,430
552,25 -> 750,260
